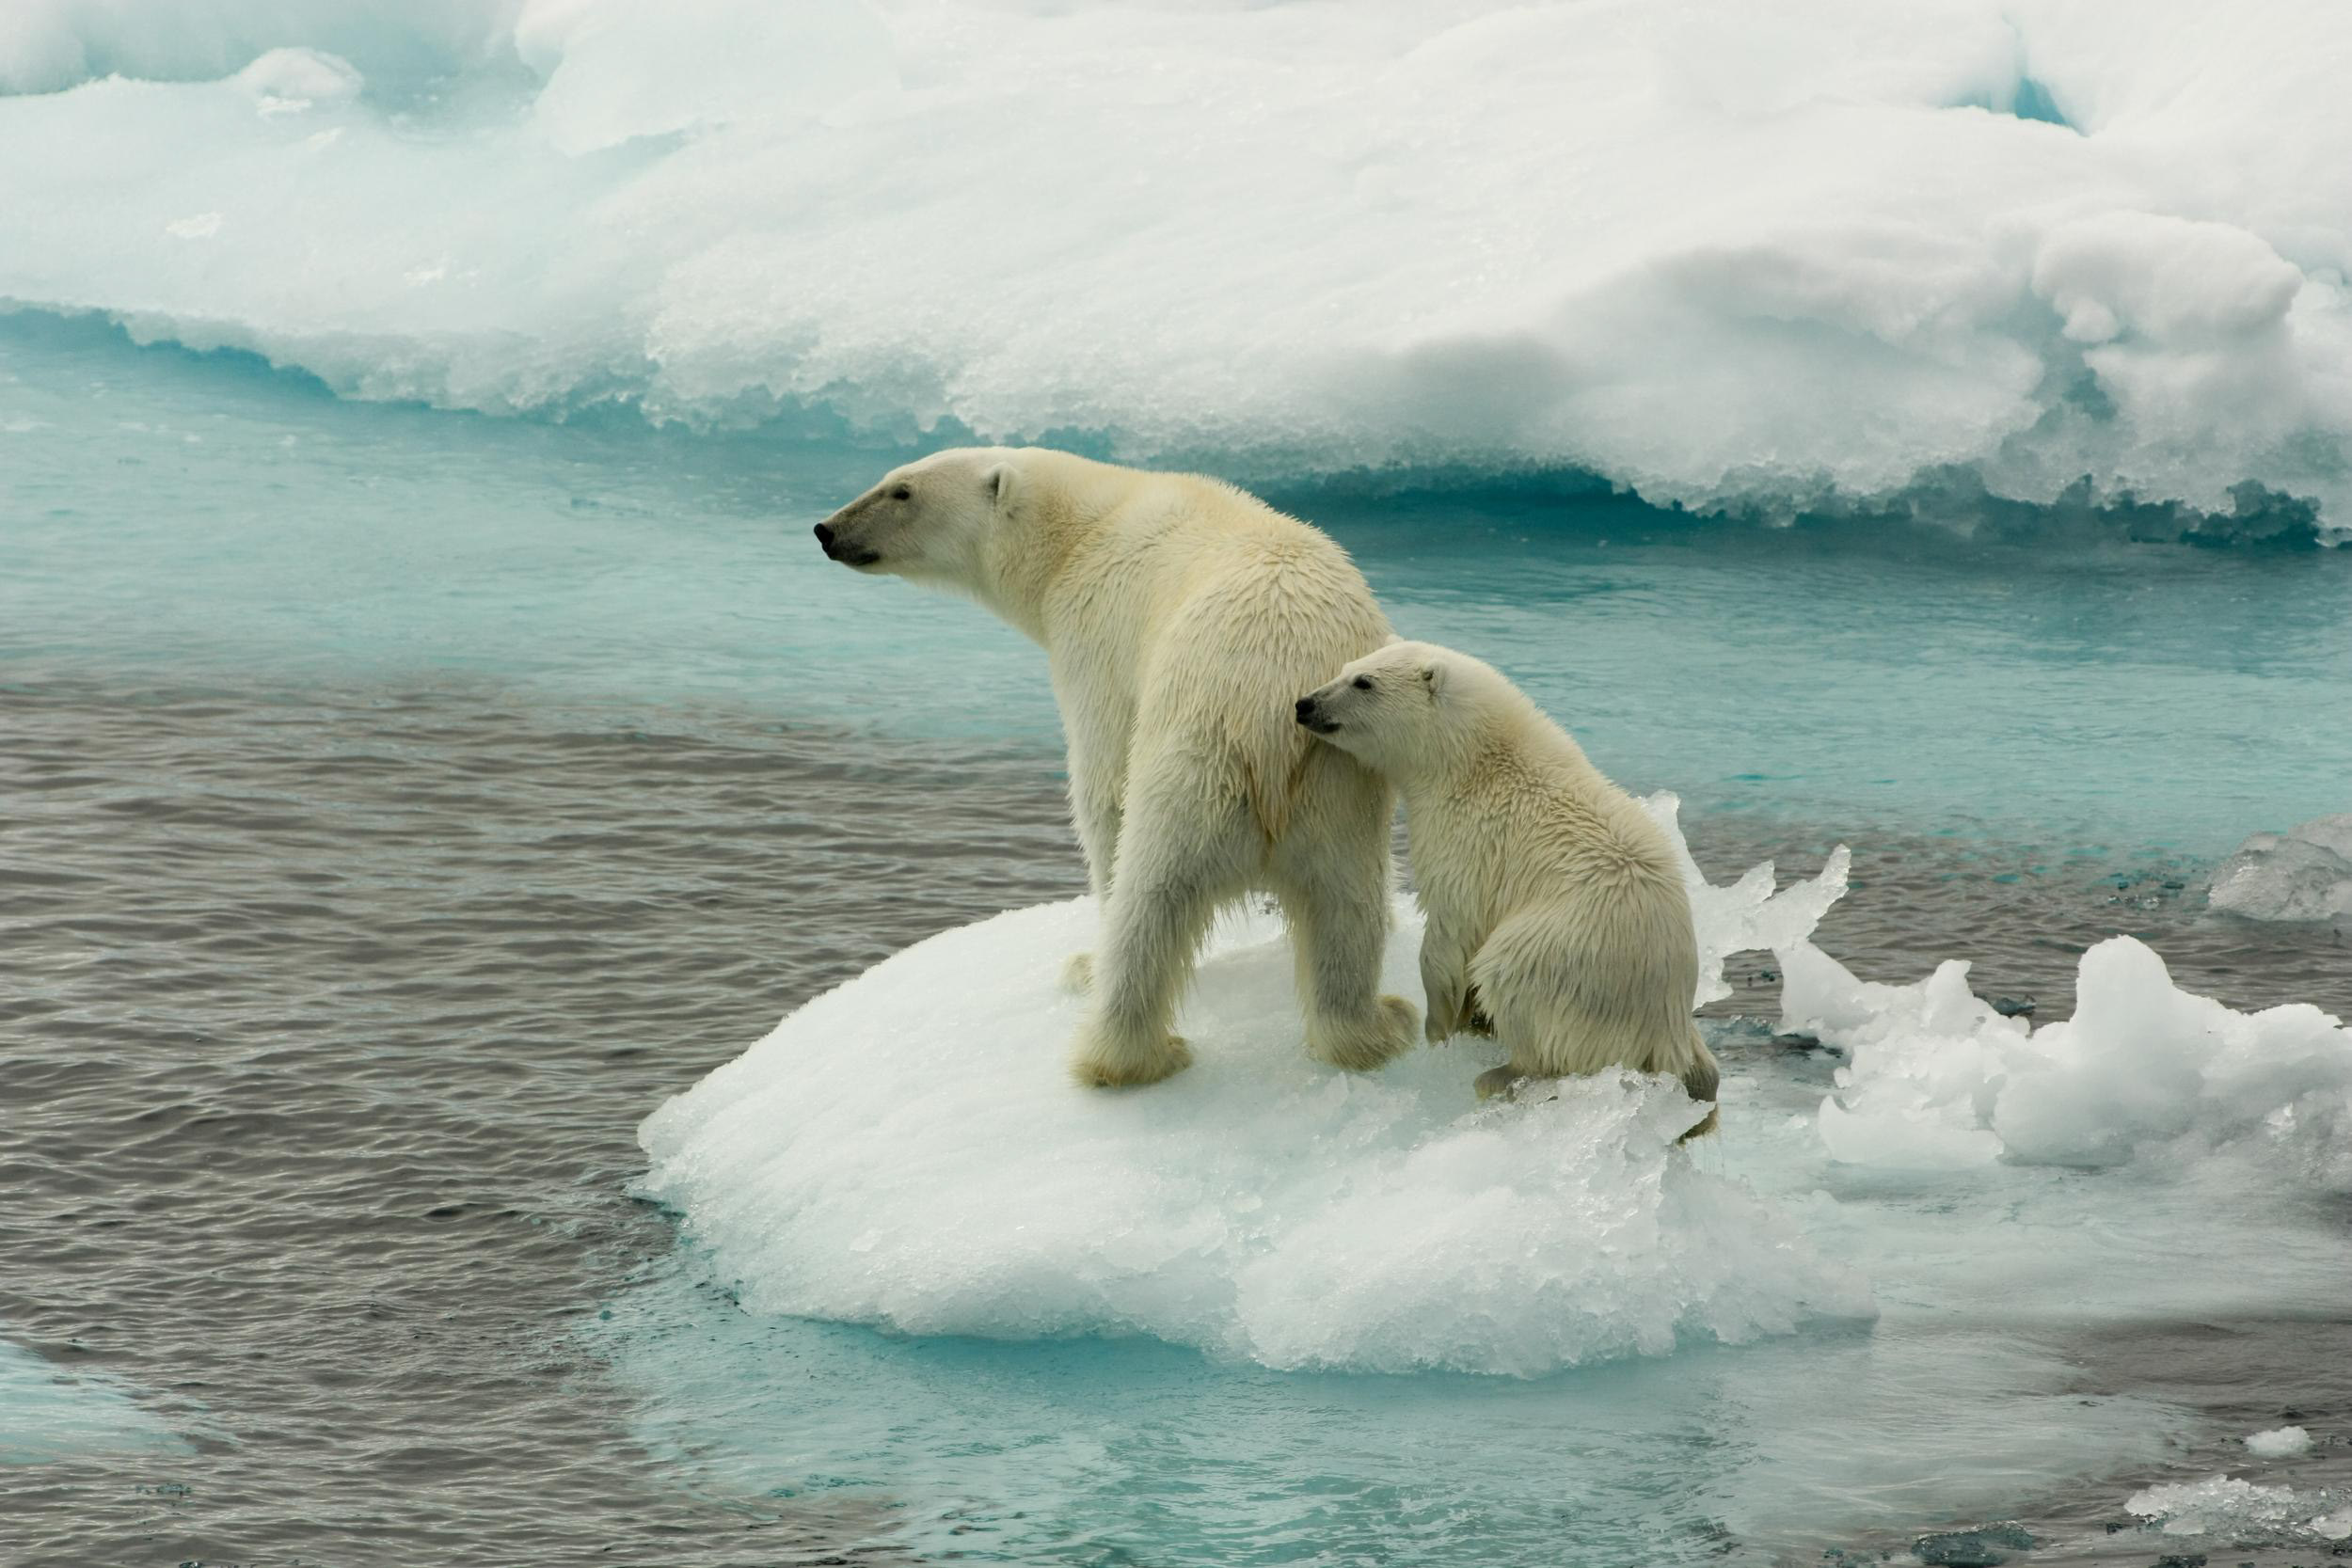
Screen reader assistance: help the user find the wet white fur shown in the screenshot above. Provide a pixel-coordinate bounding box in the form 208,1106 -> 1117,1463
1301,641 -> 1719,1129
818,447 -> 1419,1087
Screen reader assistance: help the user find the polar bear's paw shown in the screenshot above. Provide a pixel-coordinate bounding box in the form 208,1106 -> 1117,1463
1070,1022 -> 1193,1088
1474,1067 -> 1558,1102
1308,994 -> 1420,1073
1059,952 -> 1093,994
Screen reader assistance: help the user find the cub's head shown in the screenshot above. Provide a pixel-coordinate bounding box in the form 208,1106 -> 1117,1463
813,448 -> 1018,585
1295,640 -> 1491,776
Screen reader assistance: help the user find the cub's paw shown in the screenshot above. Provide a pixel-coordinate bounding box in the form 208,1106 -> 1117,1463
1059,952 -> 1094,994
1070,1023 -> 1192,1088
1311,994 -> 1420,1072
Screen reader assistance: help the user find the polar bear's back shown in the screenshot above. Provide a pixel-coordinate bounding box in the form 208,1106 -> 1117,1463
1054,465 -> 1391,839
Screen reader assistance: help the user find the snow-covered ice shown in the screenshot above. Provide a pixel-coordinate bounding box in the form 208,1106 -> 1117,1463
1789,925 -> 2352,1182
639,803 -> 1869,1376
7,1 -> 2352,533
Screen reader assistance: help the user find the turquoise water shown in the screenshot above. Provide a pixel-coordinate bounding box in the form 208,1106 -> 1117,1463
7,311 -> 2348,855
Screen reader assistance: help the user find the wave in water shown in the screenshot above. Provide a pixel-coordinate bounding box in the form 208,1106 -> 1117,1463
4,1 -> 2350,535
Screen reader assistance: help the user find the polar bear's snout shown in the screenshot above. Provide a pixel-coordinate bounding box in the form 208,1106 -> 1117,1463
1295,691 -> 1343,735
813,515 -> 882,569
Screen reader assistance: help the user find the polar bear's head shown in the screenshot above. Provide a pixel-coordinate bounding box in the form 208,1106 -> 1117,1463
1295,640 -> 1507,779
814,447 -> 1019,585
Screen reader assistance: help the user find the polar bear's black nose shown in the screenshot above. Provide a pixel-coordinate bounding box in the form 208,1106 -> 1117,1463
1295,696 -> 1317,720
813,522 -> 836,554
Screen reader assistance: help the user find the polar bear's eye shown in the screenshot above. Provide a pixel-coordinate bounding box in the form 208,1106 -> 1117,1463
890,484 -> 913,500
1352,676 -> 1373,690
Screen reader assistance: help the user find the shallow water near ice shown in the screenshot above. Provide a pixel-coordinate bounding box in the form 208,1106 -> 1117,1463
8,320 -> 2352,1566
8,311 -> 2352,850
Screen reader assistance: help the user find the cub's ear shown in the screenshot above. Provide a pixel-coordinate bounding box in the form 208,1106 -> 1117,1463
983,462 -> 1017,509
1420,660 -> 1448,699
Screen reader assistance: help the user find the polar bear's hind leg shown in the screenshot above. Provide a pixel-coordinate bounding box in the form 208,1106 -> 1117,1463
1270,757 -> 1419,1072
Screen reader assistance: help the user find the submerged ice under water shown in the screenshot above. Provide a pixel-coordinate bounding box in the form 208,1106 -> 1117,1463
628,800 -> 2352,1563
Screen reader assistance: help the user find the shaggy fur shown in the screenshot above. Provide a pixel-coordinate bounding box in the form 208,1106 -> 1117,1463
1297,641 -> 1720,1134
817,448 -> 1419,1087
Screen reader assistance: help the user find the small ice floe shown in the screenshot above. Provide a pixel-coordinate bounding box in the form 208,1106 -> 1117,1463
2126,1475 -> 2352,1544
637,799 -> 1872,1376
2209,815 -> 2352,925
2245,1424 -> 2313,1458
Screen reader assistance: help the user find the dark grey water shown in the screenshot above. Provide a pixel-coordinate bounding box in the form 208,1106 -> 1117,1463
1,675 -> 1076,1566
5,675 -> 2347,1566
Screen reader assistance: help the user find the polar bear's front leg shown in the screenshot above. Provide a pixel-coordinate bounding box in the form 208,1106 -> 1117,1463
1067,764 -> 1246,1088
1058,689 -> 1128,990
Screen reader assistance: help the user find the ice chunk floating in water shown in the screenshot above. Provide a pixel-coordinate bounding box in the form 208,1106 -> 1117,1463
639,812 -> 1869,1376
6,1 -> 2352,530
1790,928 -> 2352,1183
2208,814 -> 2352,925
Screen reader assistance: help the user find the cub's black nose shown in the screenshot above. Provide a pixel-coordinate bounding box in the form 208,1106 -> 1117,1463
814,522 -> 835,551
1295,697 -> 1316,719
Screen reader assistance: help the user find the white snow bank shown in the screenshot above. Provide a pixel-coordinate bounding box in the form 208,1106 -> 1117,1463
1787,930 -> 2352,1181
2209,815 -> 2352,924
2246,1425 -> 2314,1458
2127,1476 -> 2352,1544
5,0 -> 2352,531
639,809 -> 1867,1375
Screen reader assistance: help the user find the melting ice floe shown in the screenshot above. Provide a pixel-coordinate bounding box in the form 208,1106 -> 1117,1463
1794,922 -> 2352,1184
641,791 -> 2352,1374
6,1 -> 2352,532
640,795 -> 1872,1376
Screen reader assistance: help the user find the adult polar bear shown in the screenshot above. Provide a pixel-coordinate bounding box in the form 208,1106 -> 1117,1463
1295,640 -> 1720,1133
814,448 -> 1420,1087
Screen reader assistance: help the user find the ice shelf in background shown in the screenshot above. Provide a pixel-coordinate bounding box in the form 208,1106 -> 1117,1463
5,1 -> 2352,533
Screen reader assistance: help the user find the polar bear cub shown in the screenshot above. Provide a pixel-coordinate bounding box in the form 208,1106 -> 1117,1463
1296,640 -> 1720,1133
816,447 -> 1420,1088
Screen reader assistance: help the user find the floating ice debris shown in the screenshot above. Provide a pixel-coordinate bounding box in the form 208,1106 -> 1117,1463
2208,815 -> 2352,925
2126,1476 -> 2352,1544
2245,1425 -> 2313,1458
1788,929 -> 2352,1181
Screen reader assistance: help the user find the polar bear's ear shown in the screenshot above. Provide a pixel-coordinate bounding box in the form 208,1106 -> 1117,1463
1420,660 -> 1448,699
982,462 -> 1017,510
